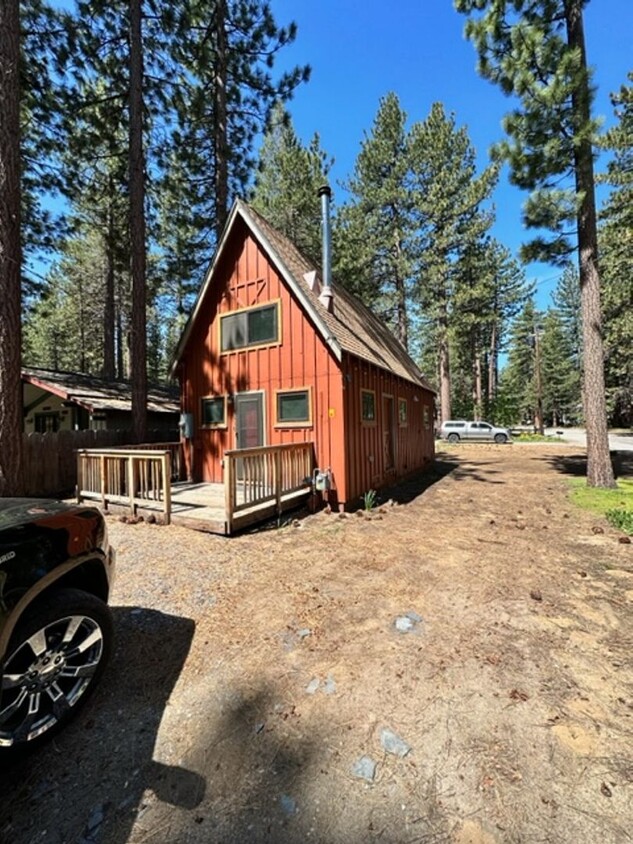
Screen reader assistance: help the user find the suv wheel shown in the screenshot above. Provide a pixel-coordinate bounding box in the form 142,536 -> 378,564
0,588 -> 113,752
447,433 -> 460,443
494,433 -> 508,444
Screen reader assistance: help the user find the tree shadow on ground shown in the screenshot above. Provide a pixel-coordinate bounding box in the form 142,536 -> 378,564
541,450 -> 633,480
111,680 -> 452,844
0,607 -> 202,844
1,661 -> 454,844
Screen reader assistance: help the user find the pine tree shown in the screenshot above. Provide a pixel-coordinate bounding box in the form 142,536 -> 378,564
501,299 -> 543,430
0,0 -> 24,495
552,264 -> 583,371
24,231 -> 111,374
539,309 -> 581,426
58,73 -> 130,380
452,237 -> 529,420
162,0 -> 310,269
20,0 -> 68,298
128,0 -> 147,441
409,102 -> 497,421
600,74 -> 633,427
62,0 -> 175,436
339,93 -> 413,348
251,104 -> 333,266
456,0 -> 615,487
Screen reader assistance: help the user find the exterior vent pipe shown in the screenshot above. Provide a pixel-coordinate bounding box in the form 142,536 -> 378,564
318,184 -> 333,313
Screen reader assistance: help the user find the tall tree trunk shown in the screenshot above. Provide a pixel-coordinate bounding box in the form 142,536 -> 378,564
102,187 -> 116,380
473,344 -> 482,420
0,0 -> 24,496
438,289 -> 451,422
129,0 -> 147,442
488,323 -> 497,402
565,1 -> 614,487
534,327 -> 544,435
394,227 -> 408,349
116,284 -> 124,380
214,0 -> 228,239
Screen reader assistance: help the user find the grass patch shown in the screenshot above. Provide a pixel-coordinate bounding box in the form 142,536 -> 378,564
514,433 -> 561,443
569,477 -> 633,533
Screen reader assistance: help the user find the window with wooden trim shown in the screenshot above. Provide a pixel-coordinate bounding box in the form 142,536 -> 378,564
361,389 -> 376,423
201,396 -> 226,427
275,388 -> 312,426
220,302 -> 279,352
398,398 -> 408,426
423,405 -> 430,429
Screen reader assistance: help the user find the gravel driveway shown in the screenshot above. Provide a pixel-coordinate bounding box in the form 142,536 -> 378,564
1,444 -> 632,844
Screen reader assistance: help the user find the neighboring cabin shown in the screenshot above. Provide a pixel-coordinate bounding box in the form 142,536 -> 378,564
172,194 -> 435,510
22,367 -> 179,435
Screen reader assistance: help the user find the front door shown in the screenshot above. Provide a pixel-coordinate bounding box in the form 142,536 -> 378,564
383,395 -> 396,472
235,392 -> 264,450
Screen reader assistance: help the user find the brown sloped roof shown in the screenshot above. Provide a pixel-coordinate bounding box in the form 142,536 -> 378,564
22,367 -> 179,414
245,203 -> 433,389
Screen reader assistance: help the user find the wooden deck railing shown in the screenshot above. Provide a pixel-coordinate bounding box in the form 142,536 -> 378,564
117,441 -> 182,481
76,448 -> 172,524
224,442 -> 314,533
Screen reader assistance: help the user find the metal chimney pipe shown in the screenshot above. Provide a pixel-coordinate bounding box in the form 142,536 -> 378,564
318,184 -> 333,313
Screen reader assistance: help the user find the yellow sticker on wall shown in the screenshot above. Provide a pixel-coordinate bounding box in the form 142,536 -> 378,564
328,408 -> 335,418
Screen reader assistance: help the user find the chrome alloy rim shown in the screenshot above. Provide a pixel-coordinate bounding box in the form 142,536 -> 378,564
0,615 -> 104,746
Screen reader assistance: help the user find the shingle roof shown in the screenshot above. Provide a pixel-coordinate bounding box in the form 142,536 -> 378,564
22,367 -> 179,414
173,199 -> 434,392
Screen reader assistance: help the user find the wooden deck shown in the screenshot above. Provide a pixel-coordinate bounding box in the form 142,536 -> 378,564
169,481 -> 311,534
94,481 -> 311,534
77,442 -> 314,535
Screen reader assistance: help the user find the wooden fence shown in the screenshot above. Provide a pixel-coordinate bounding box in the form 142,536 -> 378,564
76,449 -> 172,523
224,442 -> 314,533
22,429 -> 179,497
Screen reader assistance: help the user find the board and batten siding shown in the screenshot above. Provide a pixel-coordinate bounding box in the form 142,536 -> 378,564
179,220 -> 348,500
341,353 -> 435,506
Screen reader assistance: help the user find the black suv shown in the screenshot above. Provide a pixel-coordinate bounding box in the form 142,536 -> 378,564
0,498 -> 115,752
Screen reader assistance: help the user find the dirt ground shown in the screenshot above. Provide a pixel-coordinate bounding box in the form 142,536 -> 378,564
1,444 -> 632,844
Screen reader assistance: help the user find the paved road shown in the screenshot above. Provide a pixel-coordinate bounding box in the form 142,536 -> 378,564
545,427 -> 633,451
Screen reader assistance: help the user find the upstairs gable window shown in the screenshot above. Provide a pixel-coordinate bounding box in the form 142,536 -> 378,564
220,302 -> 280,352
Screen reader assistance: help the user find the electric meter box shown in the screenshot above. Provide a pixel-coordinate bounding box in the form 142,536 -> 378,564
315,470 -> 330,491
179,412 -> 194,439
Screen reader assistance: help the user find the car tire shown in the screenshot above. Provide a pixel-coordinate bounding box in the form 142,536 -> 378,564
0,588 -> 113,753
447,433 -> 460,443
494,433 -> 508,444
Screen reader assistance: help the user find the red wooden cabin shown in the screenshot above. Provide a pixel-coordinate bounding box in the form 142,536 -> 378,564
172,197 -> 435,510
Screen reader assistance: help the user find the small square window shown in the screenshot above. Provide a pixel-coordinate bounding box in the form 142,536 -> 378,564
361,389 -> 376,423
275,389 -> 311,426
201,396 -> 226,427
398,399 -> 408,426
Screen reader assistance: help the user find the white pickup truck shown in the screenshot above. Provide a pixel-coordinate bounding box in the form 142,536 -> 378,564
438,420 -> 512,444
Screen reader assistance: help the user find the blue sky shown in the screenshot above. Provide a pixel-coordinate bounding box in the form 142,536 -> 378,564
272,0 -> 633,309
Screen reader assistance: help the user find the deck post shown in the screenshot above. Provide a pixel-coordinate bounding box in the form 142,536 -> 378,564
127,455 -> 136,516
274,449 -> 282,522
162,452 -> 172,525
224,454 -> 235,534
76,451 -> 83,503
99,455 -> 107,511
